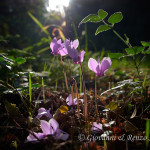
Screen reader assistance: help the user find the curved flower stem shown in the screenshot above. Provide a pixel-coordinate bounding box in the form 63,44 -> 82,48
71,84 -> 74,105
60,56 -> 69,92
95,75 -> 98,117
80,63 -> 88,120
68,60 -> 74,105
75,80 -> 80,118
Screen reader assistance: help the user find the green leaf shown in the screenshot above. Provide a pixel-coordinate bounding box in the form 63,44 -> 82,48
105,101 -> 118,111
32,83 -> 41,88
95,25 -> 111,35
108,12 -> 123,24
37,47 -> 50,54
146,48 -> 150,54
79,14 -> 101,27
141,41 -> 150,47
98,9 -> 108,20
28,11 -> 51,40
108,53 -> 124,59
125,47 -> 144,55
15,57 -> 26,64
0,57 -> 4,61
142,73 -> 147,88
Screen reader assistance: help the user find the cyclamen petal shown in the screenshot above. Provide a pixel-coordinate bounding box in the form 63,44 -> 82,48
101,57 -> 112,73
91,122 -> 103,133
88,57 -> 112,77
64,39 -> 85,64
50,37 -> 67,56
65,39 -> 79,59
66,94 -> 73,106
72,39 -> 79,49
66,94 -> 83,106
27,118 -> 69,142
41,119 -> 59,135
36,108 -> 52,119
49,118 -> 59,134
79,50 -> 85,63
55,129 -> 69,141
41,120 -> 51,135
27,132 -> 46,142
88,58 -> 98,74
58,48 -> 68,56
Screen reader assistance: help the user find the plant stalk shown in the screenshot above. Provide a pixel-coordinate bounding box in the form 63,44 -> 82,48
80,63 -> 87,120
60,56 -> 69,92
95,75 -> 98,117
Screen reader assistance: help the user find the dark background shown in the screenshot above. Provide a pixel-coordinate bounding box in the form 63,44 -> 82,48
0,0 -> 150,52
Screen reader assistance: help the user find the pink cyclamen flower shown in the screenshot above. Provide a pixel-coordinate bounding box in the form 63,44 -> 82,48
91,122 -> 103,133
50,37 -> 68,56
88,57 -> 112,77
64,39 -> 85,64
27,118 -> 69,142
66,94 -> 83,106
36,108 -> 52,119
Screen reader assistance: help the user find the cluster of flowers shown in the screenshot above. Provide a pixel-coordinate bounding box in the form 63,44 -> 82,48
50,37 -> 112,76
27,94 -> 103,142
27,37 -> 111,142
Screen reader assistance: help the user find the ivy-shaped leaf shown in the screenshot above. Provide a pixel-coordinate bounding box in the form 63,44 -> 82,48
98,9 -> 108,20
141,41 -> 150,47
95,25 -> 111,35
125,47 -> 144,55
108,12 -> 123,24
79,14 -> 101,27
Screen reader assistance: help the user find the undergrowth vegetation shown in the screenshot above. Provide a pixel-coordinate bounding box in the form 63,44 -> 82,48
0,9 -> 150,150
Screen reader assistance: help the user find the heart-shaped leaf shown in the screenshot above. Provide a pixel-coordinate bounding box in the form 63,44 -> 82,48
79,14 -> 101,27
108,12 -> 123,24
98,9 -> 108,20
95,25 -> 111,35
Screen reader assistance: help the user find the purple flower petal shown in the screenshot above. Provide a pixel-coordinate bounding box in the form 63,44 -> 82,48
72,39 -> 79,49
49,118 -> 59,134
65,39 -> 86,64
41,120 -> 51,135
91,122 -> 103,132
79,50 -> 85,63
55,129 -> 69,141
101,57 -> 112,75
66,94 -> 83,106
58,48 -> 68,56
36,108 -> 52,119
88,58 -> 98,74
66,94 -> 73,106
27,132 -> 46,142
65,39 -> 78,59
88,57 -> 112,77
50,37 -> 64,55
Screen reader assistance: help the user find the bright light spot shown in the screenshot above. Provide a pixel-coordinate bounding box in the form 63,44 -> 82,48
46,0 -> 70,13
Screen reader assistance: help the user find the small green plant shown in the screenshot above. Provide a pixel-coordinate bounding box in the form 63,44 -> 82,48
79,9 -> 150,77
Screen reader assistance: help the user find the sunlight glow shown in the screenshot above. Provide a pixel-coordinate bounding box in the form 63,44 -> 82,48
46,0 -> 70,13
